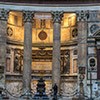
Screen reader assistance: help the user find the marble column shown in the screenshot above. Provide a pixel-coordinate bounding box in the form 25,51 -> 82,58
23,11 -> 34,94
51,11 -> 63,93
0,9 -> 9,89
77,10 -> 89,98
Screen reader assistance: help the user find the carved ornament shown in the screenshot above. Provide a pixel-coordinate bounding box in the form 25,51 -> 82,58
0,9 -> 9,21
51,11 -> 63,23
23,11 -> 34,22
76,10 -> 89,21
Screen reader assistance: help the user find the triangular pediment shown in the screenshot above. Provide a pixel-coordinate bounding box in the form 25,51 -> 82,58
93,29 -> 100,39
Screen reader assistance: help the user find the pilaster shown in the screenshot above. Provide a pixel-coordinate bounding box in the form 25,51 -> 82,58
77,10 -> 89,99
0,9 -> 9,97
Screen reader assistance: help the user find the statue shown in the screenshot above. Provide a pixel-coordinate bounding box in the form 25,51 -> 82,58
33,77 -> 49,99
53,83 -> 58,100
36,77 -> 45,97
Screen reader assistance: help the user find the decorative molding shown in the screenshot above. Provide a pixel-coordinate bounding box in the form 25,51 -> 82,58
51,11 -> 63,23
38,30 -> 47,40
72,28 -> 78,38
79,67 -> 85,74
7,27 -> 13,37
7,39 -> 77,47
76,10 -> 89,21
23,11 -> 34,22
0,9 -> 9,21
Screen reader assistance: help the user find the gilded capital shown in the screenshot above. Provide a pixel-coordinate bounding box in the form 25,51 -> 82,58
76,10 -> 89,21
0,9 -> 9,21
51,11 -> 63,23
23,11 -> 34,22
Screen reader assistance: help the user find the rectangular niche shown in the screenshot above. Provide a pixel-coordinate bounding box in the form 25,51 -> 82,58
6,57 -> 11,72
0,66 -> 4,73
32,61 -> 52,74
73,59 -> 78,73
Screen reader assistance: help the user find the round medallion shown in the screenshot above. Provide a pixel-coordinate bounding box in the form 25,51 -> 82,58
38,30 -> 47,40
72,28 -> 78,38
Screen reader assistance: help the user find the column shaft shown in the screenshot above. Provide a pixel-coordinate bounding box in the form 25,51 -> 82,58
52,11 -> 63,93
23,11 -> 33,93
77,10 -> 89,97
52,22 -> 61,87
78,21 -> 87,67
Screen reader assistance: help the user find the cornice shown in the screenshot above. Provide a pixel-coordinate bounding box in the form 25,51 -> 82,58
0,1 -> 100,7
0,2 -> 100,12
7,39 -> 77,47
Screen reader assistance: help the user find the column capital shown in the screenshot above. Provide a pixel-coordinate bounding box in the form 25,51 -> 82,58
51,11 -> 63,23
76,10 -> 89,21
23,11 -> 34,22
0,9 -> 9,21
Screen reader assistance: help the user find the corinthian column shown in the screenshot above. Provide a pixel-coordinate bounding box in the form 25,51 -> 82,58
0,9 -> 9,90
77,10 -> 89,99
51,11 -> 63,93
22,11 -> 34,95
77,10 -> 89,67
